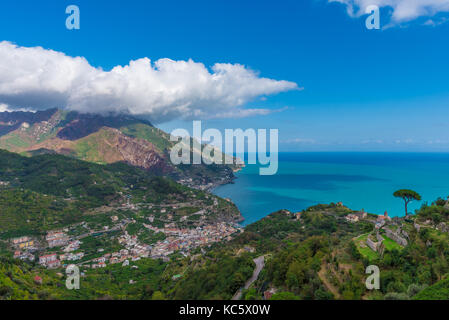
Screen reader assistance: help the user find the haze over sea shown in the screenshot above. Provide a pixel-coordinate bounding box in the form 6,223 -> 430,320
213,153 -> 449,226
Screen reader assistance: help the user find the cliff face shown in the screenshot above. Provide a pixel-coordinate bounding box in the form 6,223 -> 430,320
0,109 -> 236,188
26,127 -> 171,173
108,128 -> 171,173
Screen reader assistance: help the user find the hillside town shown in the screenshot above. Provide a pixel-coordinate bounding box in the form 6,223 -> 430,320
8,201 -> 242,270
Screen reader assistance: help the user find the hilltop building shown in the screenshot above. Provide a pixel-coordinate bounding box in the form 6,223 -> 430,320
377,211 -> 391,222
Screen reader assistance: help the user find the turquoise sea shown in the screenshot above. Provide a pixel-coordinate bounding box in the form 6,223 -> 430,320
213,153 -> 449,225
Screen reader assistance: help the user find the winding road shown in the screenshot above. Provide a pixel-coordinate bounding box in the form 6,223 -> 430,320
232,255 -> 265,300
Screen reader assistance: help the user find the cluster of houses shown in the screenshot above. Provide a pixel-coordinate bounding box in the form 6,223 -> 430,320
91,256 -> 107,269
146,222 -> 239,258
60,252 -> 85,262
344,209 -> 392,227
374,211 -> 392,228
9,232 -> 86,267
345,210 -> 368,223
117,233 -> 151,259
10,219 -> 240,270
83,233 -> 153,269
38,248 -> 85,269
39,253 -> 61,269
11,236 -> 37,262
89,247 -> 148,269
46,231 -> 69,248
36,231 -> 86,269
11,236 -> 34,248
9,199 -> 241,272
63,240 -> 81,253
37,233 -> 84,268
13,250 -> 35,261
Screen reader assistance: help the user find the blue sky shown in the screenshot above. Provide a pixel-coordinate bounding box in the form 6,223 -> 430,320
0,0 -> 449,151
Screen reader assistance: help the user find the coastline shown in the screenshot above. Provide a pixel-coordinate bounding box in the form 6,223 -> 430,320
209,152 -> 449,225
209,164 -> 246,224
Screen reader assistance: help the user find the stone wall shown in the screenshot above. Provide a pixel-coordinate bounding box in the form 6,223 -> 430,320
385,228 -> 408,247
376,233 -> 384,243
366,237 -> 378,252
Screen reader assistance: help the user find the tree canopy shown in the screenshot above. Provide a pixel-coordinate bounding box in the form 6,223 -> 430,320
393,189 -> 422,217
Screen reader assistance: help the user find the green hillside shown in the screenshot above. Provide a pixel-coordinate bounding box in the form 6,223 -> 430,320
414,279 -> 449,300
3,199 -> 449,300
0,109 -> 241,190
0,150 -> 240,237
120,123 -> 174,154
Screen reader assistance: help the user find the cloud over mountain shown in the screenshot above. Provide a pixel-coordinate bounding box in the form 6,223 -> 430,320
330,0 -> 449,24
0,42 -> 298,123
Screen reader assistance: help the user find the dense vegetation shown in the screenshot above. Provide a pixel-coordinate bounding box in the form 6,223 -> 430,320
4,198 -> 449,300
414,279 -> 449,300
0,149 -> 208,238
266,237 -> 333,300
0,256 -> 169,300
0,150 -> 192,207
0,188 -> 81,238
170,252 -> 254,300
2,143 -> 449,300
0,255 -> 78,300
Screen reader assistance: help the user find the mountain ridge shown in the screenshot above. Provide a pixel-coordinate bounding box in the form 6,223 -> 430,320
0,108 -> 239,190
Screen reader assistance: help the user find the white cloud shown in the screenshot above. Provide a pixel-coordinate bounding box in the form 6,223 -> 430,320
427,139 -> 449,144
0,103 -> 35,113
361,139 -> 384,144
284,138 -> 317,144
0,41 -> 298,123
209,106 -> 290,119
394,138 -> 414,144
330,0 -> 449,24
0,104 -> 9,112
